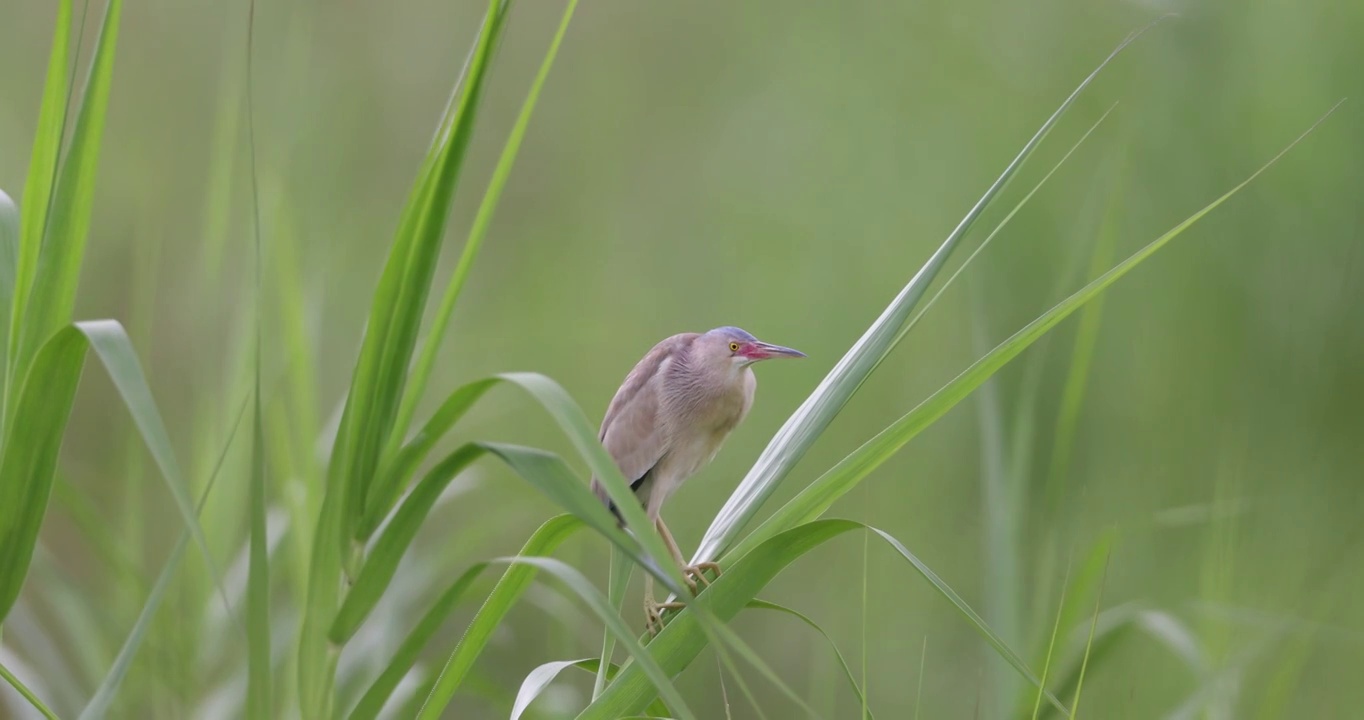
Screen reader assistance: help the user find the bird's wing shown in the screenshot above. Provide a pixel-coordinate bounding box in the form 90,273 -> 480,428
596,334 -> 695,489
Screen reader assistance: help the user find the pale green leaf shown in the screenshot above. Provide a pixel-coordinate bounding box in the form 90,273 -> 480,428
13,0 -> 123,393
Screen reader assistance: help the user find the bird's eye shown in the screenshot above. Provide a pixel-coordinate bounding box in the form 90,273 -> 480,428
729,342 -> 740,352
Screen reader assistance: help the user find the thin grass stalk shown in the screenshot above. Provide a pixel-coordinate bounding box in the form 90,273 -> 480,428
244,0 -> 272,714
1031,558 -> 1074,720
0,657 -> 58,719
913,637 -> 927,720
1067,549 -> 1112,719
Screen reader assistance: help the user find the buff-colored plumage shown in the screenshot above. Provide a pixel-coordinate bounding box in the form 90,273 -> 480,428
590,326 -> 804,632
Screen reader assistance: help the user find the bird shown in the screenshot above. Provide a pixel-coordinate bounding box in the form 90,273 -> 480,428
589,326 -> 805,634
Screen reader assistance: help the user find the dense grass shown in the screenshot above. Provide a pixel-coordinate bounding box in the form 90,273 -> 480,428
1,1 -> 1361,719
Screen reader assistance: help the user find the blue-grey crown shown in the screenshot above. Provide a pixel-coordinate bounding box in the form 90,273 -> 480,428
706,326 -> 757,342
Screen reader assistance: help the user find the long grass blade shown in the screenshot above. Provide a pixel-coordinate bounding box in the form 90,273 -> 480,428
690,21 -> 1166,566
5,0 -> 72,416
83,322 -> 235,614
331,0 -> 510,557
0,327 -> 83,624
12,0 -> 122,394
386,0 -> 581,461
0,321 -> 233,624
580,519 -> 1055,718
298,2 -> 513,708
723,101 -> 1344,567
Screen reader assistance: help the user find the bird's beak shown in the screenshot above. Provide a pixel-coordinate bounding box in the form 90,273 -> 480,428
747,341 -> 806,360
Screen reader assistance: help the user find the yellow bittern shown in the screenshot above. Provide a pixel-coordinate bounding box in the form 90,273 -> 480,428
590,326 -> 805,633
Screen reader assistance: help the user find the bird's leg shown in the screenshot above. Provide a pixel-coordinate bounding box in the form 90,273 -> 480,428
656,517 -> 722,591
643,570 -> 685,636
646,517 -> 721,635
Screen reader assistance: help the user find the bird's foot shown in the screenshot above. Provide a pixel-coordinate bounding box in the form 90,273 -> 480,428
682,561 -> 723,593
645,598 -> 687,636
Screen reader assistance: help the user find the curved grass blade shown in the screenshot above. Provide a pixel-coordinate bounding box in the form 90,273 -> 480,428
360,378 -> 497,539
5,0 -> 72,413
490,373 -> 689,594
723,101 -> 1344,568
78,393 -> 248,720
387,0 -> 581,462
12,0 -> 122,397
481,556 -> 696,720
0,320 -> 78,615
580,519 -> 1058,719
0,656 -> 59,720
331,445 -> 485,642
298,2 -> 513,708
510,658 -> 674,720
343,434 -> 686,646
0,321 -> 234,622
690,19 -> 1168,566
346,562 -> 490,720
745,599 -> 873,718
360,372 -> 688,596
512,658 -> 600,720
411,515 -> 583,720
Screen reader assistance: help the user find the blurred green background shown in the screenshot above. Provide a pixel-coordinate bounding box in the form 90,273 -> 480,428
2,0 -> 1361,718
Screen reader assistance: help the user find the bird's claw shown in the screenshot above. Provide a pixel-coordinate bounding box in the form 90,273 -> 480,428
645,599 -> 686,636
682,561 -> 723,592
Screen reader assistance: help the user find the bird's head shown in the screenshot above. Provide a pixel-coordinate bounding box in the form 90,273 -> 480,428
699,326 -> 806,370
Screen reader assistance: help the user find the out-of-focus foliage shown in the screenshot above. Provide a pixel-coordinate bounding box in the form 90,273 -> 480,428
0,0 -> 1360,718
